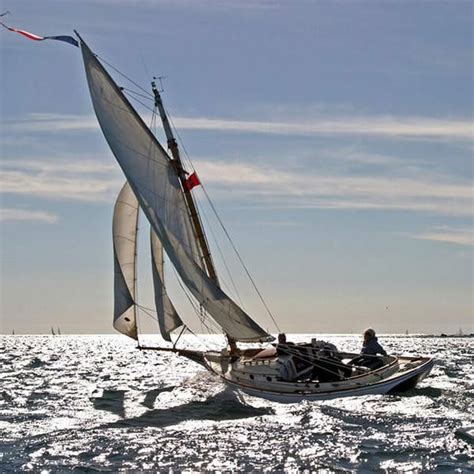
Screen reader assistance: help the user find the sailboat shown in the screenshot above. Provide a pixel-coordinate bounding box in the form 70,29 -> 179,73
76,33 -> 434,402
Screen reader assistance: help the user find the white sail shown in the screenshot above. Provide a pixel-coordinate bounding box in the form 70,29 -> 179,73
113,181 -> 139,340
151,229 -> 184,341
80,39 -> 271,342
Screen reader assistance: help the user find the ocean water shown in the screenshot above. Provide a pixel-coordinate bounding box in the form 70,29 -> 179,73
0,334 -> 472,472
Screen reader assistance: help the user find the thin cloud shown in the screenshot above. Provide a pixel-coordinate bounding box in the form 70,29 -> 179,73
0,208 -> 59,223
5,112 -> 473,141
0,159 -> 122,202
196,160 -> 473,217
175,116 -> 474,141
5,114 -> 98,133
1,156 -> 471,217
0,170 -> 122,202
1,159 -> 116,174
412,227 -> 474,247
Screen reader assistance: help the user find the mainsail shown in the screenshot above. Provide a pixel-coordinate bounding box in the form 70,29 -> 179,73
151,228 -> 184,341
113,181 -> 139,340
80,38 -> 272,342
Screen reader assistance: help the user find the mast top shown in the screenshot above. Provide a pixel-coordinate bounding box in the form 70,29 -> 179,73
151,79 -> 175,147
152,76 -> 166,92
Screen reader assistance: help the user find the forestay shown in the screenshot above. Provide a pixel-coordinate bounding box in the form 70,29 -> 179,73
112,182 -> 139,340
80,39 -> 272,342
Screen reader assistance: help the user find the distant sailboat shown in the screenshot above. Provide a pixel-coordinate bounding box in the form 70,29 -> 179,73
71,32 -> 434,402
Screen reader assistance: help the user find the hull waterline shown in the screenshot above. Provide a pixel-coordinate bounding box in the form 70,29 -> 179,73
226,358 -> 434,403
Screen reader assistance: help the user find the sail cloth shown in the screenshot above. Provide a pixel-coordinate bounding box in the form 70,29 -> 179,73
79,38 -> 272,342
0,22 -> 78,46
113,182 -> 139,340
151,229 -> 184,341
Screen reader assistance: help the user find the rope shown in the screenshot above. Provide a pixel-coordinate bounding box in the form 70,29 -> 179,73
276,342 -> 388,379
135,303 -> 219,351
170,265 -> 223,336
136,304 -> 160,322
123,90 -> 156,115
122,87 -> 155,103
194,192 -> 245,308
96,54 -> 154,98
276,345 -> 352,379
164,105 -> 280,334
200,185 -> 281,333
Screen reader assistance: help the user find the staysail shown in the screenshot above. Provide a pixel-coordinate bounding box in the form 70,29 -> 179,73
80,38 -> 272,342
113,181 -> 139,340
151,228 -> 184,341
113,180 -> 184,342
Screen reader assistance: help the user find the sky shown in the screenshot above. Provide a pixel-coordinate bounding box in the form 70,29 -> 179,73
0,0 -> 472,336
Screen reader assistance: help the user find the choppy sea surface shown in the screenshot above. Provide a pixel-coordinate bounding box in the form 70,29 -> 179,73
0,334 -> 472,472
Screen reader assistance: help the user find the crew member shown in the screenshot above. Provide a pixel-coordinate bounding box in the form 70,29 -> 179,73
361,328 -> 387,355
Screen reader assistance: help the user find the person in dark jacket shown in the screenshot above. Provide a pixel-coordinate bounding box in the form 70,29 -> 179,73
361,328 -> 387,355
276,333 -> 295,356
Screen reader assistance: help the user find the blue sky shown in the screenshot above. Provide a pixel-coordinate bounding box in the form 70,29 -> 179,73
0,0 -> 472,335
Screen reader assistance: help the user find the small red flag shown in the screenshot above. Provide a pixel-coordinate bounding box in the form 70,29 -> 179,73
183,172 -> 201,191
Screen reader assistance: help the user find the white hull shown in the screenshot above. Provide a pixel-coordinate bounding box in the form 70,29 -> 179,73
203,352 -> 434,403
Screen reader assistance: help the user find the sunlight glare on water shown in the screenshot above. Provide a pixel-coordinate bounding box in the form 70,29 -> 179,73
0,334 -> 472,471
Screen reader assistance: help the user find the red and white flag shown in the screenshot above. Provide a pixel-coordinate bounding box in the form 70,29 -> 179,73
1,21 -> 78,47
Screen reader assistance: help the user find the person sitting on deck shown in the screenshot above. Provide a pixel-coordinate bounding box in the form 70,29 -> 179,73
276,333 -> 295,356
349,328 -> 387,370
361,328 -> 387,356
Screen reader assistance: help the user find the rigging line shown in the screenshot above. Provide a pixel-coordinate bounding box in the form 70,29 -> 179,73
96,54 -> 154,98
201,185 -> 281,333
165,105 -> 196,173
122,87 -> 155,102
161,123 -> 234,317
194,192 -> 245,308
164,104 -> 280,333
146,105 -> 158,178
276,342 -> 375,374
140,52 -> 151,81
280,345 -> 356,372
136,305 -> 160,323
136,303 -> 158,314
136,302 -> 214,351
123,91 -> 156,115
277,345 -> 352,379
170,264 -> 223,336
134,207 -> 141,339
185,325 -> 223,351
172,324 -> 187,349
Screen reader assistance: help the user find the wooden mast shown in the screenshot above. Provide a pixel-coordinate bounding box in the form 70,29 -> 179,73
152,81 -> 240,352
151,80 -> 219,285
